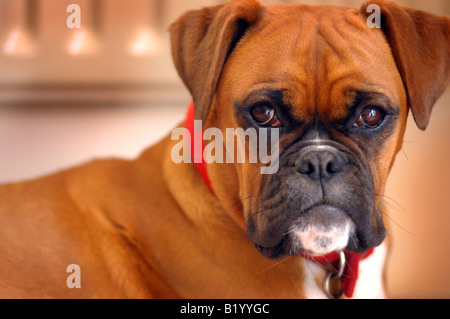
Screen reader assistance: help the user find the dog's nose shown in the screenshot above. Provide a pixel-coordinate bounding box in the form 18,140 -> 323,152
295,147 -> 345,181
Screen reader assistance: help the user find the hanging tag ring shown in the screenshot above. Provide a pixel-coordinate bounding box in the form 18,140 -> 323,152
323,251 -> 346,299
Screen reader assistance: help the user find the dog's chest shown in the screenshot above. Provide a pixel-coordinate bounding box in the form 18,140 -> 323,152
301,242 -> 387,299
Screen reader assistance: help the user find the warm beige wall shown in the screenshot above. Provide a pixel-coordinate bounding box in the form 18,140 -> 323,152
385,89 -> 450,299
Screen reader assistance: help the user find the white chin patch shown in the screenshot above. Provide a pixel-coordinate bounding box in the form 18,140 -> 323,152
290,220 -> 355,256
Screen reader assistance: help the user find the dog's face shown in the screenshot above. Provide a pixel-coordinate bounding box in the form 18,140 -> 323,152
214,5 -> 406,258
170,0 -> 450,258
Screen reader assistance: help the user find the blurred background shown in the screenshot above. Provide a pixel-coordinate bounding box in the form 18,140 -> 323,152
0,0 -> 449,298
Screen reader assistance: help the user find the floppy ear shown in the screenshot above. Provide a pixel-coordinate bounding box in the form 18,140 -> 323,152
362,0 -> 450,130
169,0 -> 262,122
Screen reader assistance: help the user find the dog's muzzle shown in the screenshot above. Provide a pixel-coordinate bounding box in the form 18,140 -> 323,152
247,141 -> 386,259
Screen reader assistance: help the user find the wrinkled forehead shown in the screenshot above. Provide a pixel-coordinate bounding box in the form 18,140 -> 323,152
223,3 -> 404,119
239,4 -> 394,70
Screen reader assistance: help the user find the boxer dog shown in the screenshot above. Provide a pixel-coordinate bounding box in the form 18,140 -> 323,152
0,0 -> 448,299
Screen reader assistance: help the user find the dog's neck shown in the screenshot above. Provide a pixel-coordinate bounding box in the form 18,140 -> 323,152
184,101 -> 373,298
185,101 -> 215,194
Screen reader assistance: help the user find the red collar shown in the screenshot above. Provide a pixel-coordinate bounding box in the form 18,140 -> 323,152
185,101 -> 215,194
184,101 -> 373,298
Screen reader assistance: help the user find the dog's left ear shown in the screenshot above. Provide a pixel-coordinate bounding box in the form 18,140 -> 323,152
170,0 -> 262,123
362,0 -> 450,130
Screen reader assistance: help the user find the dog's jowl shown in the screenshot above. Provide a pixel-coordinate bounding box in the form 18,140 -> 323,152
0,0 -> 449,298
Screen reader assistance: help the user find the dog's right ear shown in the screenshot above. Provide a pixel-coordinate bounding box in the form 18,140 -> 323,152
170,0 -> 262,123
362,0 -> 450,130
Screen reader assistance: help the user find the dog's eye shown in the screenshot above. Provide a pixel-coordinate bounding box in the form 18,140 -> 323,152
251,105 -> 282,127
354,107 -> 385,128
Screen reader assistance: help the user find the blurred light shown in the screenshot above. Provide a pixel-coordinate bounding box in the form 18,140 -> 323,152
128,28 -> 160,56
3,27 -> 37,57
68,28 -> 98,56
